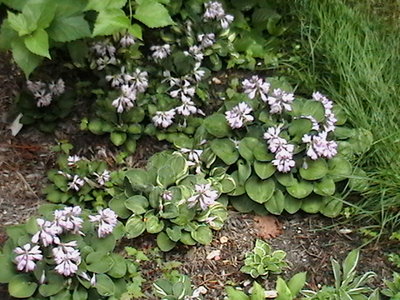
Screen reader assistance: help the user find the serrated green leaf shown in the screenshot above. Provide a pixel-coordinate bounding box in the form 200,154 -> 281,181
24,28 -> 50,58
134,0 -> 174,28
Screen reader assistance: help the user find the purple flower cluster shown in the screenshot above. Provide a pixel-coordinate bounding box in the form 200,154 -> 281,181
225,102 -> 254,129
264,126 -> 296,173
27,78 -> 65,107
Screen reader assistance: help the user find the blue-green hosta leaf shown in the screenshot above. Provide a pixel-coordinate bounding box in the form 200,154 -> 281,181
301,196 -> 323,214
11,39 -> 43,77
24,28 -> 50,58
48,15 -> 91,42
9,274 -> 38,298
92,9 -> 130,37
245,176 -> 275,204
210,139 -> 239,165
134,0 -> 174,28
286,180 -> 313,199
299,159 -> 328,181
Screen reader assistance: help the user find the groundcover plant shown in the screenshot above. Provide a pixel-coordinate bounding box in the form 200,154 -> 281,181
0,0 -> 395,299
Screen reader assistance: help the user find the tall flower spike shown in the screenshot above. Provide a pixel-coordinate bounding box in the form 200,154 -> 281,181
89,208 -> 118,238
14,244 -> 43,272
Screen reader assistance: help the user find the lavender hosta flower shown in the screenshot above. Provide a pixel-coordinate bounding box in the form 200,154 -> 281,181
198,33 -> 215,48
68,175 -> 85,191
48,78 -> 65,97
120,33 -> 135,47
152,109 -> 176,128
242,76 -> 270,102
151,44 -> 171,60
302,132 -> 338,160
89,208 -> 118,238
188,183 -> 219,211
67,155 -> 81,167
112,85 -> 137,113
94,170 -> 111,186
267,88 -> 295,114
225,102 -> 254,129
32,218 -> 61,247
54,206 -> 83,235
53,241 -> 81,277
14,244 -> 43,272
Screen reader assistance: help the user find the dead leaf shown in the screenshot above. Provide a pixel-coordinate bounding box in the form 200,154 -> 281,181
253,215 -> 283,239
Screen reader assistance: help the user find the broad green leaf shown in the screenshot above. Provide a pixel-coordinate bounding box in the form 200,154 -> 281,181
125,216 -> 146,238
48,15 -> 91,42
245,176 -> 275,204
9,274 -> 38,298
265,190 -> 285,215
299,159 -> 328,181
210,139 -> 239,165
314,177 -> 336,196
108,254 -> 127,278
204,113 -> 231,138
85,0 -> 127,11
286,180 -> 313,199
124,195 -> 149,214
92,9 -> 130,37
24,28 -> 50,58
157,232 -> 176,251
254,161 -> 275,179
191,225 -> 213,245
96,274 -> 115,297
287,272 -> 307,297
301,196 -> 323,213
134,0 -> 175,28
12,37 -> 43,77
86,252 -> 114,273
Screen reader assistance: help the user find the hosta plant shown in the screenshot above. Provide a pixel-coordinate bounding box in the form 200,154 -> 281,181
240,239 -> 288,279
0,204 -> 132,299
44,152 -> 123,209
197,75 -> 372,217
108,150 -> 234,251
301,249 -> 379,300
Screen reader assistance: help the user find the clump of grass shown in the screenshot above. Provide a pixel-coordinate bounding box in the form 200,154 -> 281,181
285,0 -> 400,236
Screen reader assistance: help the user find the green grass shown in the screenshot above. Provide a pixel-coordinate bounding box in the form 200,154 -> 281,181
283,0 -> 400,236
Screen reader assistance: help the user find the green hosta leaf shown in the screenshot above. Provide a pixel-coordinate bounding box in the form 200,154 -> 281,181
9,274 -> 38,298
191,225 -> 213,245
245,176 -> 275,204
134,0 -> 174,28
157,232 -> 176,252
286,180 -> 313,199
108,254 -> 127,278
48,15 -> 91,42
86,252 -> 114,273
254,161 -> 275,179
124,195 -> 149,214
301,196 -> 323,214
320,196 -> 343,218
96,274 -> 115,297
85,0 -> 127,11
125,216 -> 145,238
328,157 -> 352,182
265,190 -> 285,215
204,113 -> 231,138
314,177 -> 336,196
299,159 -> 328,181
284,196 -> 302,214
11,39 -> 43,77
238,159 -> 252,184
210,139 -> 239,165
24,28 -> 50,58
110,131 -> 127,146
146,215 -> 164,233
92,9 -> 130,37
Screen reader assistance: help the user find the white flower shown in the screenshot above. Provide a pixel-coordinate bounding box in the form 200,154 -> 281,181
68,175 -> 85,191
242,76 -> 270,102
94,170 -> 111,186
53,241 -> 81,277
89,208 -> 118,238
187,183 -> 219,211
225,102 -> 254,129
267,88 -> 295,114
120,34 -> 135,47
151,44 -> 171,60
152,109 -> 176,128
198,33 -> 215,48
67,155 -> 81,167
53,206 -> 83,235
14,244 -> 43,272
32,218 -> 61,247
